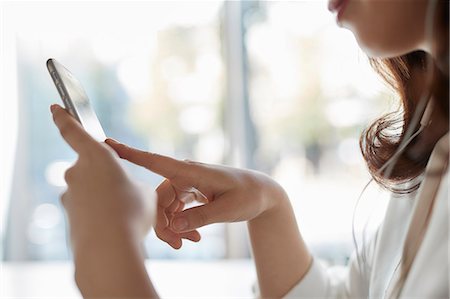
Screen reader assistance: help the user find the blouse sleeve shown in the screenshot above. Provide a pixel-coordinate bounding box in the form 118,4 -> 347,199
284,229 -> 380,299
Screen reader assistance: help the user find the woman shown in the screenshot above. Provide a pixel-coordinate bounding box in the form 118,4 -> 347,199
50,0 -> 449,297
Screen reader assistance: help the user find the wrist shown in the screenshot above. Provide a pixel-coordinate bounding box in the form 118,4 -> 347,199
73,229 -> 143,283
247,179 -> 310,298
72,229 -> 154,298
73,222 -> 142,263
255,175 -> 290,221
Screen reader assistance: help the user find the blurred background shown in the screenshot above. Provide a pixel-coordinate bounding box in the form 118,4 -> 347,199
1,0 -> 393,280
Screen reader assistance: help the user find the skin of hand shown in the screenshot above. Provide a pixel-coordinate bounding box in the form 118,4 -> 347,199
106,139 -> 313,297
51,104 -> 158,298
105,138 -> 283,247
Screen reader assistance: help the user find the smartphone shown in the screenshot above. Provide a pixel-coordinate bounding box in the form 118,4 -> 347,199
47,58 -> 106,142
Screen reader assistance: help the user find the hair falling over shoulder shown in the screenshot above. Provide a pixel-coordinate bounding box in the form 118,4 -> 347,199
360,0 -> 449,194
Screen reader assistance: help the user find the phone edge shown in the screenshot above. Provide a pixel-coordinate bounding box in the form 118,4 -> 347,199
46,58 -> 82,123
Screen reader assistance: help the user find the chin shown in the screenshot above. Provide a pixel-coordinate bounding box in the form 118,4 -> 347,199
342,19 -> 423,59
360,43 -> 420,59
359,45 -> 399,59
350,29 -> 419,59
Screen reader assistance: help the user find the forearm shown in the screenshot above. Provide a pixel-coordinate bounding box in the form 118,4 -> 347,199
73,228 -> 158,298
248,191 -> 312,298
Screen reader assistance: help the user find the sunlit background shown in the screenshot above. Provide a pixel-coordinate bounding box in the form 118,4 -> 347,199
1,0 -> 393,294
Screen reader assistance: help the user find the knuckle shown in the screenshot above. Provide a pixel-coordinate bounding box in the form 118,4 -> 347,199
64,167 -> 76,184
148,152 -> 161,159
144,151 -> 162,165
182,160 -> 203,186
146,152 -> 163,163
239,171 -> 266,196
183,159 -> 196,165
195,208 -> 209,227
58,119 -> 72,139
155,179 -> 169,193
60,192 -> 68,207
184,159 -> 203,168
240,171 -> 260,188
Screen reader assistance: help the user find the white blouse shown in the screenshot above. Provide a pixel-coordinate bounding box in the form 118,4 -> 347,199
285,132 -> 449,298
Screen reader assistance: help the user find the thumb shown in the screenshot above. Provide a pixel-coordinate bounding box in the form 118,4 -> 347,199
171,200 -> 229,232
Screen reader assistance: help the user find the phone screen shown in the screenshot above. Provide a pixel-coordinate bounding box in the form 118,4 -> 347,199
47,58 -> 106,142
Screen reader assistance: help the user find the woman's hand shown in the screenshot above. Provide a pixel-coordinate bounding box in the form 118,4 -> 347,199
51,104 -> 154,248
106,139 -> 312,298
105,139 -> 286,249
51,104 -> 157,298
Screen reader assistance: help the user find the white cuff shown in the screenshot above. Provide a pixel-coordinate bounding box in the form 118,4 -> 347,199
283,258 -> 329,298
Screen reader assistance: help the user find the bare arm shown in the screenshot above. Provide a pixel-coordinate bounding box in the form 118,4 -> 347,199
74,231 -> 158,298
248,186 -> 312,298
51,104 -> 158,298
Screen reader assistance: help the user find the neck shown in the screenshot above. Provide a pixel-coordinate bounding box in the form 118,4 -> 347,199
424,0 -> 449,76
405,60 -> 449,161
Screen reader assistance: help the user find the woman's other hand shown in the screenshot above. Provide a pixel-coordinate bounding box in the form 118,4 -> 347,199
51,104 -> 157,298
105,139 -> 287,249
51,104 -> 154,247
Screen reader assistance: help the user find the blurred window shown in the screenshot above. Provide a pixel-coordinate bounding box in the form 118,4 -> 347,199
3,1 -> 391,264
4,1 -> 226,260
245,2 -> 390,264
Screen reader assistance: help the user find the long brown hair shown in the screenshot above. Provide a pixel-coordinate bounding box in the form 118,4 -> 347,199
359,1 -> 449,194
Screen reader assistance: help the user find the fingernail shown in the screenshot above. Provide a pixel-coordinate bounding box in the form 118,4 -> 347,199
106,138 -> 120,145
50,104 -> 58,113
173,217 -> 188,231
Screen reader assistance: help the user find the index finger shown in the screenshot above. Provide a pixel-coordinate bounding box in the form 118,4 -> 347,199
51,104 -> 97,154
106,139 -> 217,191
106,139 -> 187,179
